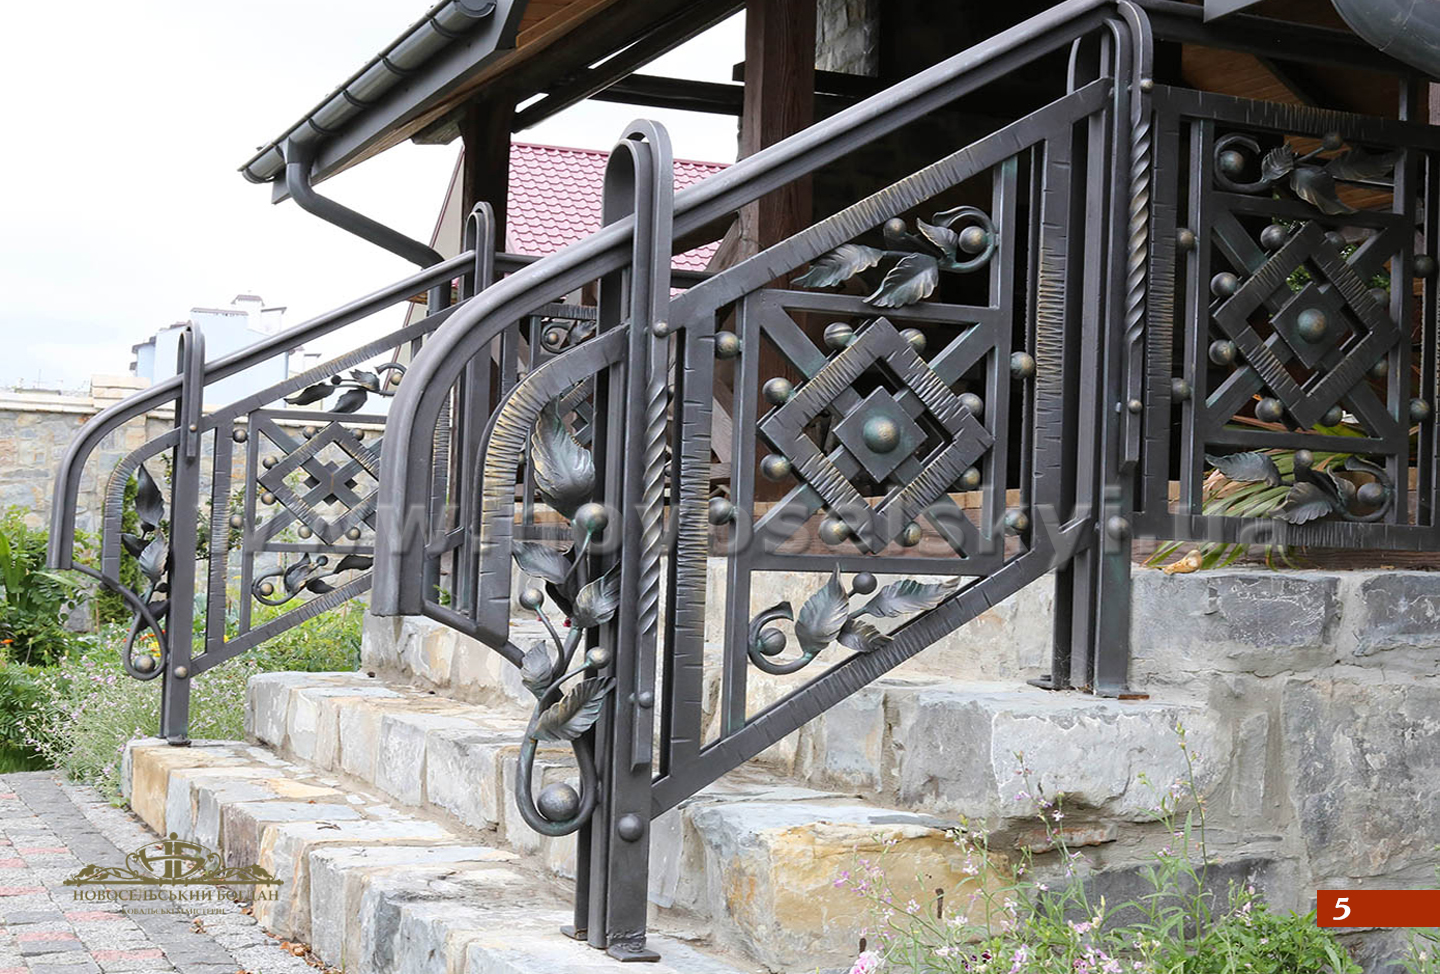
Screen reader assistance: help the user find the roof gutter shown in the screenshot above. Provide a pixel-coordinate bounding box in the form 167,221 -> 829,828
240,0 -> 517,186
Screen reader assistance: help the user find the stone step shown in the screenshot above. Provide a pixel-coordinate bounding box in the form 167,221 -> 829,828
123,739 -> 750,974
244,670 -> 1036,970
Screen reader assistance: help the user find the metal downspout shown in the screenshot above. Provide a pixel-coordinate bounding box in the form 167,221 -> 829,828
1329,0 -> 1440,78
283,139 -> 449,308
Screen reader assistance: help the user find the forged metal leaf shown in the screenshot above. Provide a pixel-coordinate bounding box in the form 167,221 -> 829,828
144,599 -> 169,621
332,554 -> 373,573
795,568 -> 850,654
1273,482 -> 1339,524
837,619 -> 891,654
135,465 -> 164,531
332,388 -> 368,414
867,253 -> 940,308
1293,462 -> 1352,510
285,383 -> 333,407
856,577 -> 960,619
571,568 -> 621,629
1205,452 -> 1282,487
283,554 -> 315,594
544,579 -> 576,617
793,244 -> 885,288
121,533 -> 148,558
520,640 -> 553,698
513,541 -> 572,586
1325,147 -> 1399,181
1261,145 -> 1295,182
534,677 -> 614,742
532,402 -> 595,519
349,369 -> 381,392
137,535 -> 167,583
306,579 -> 336,595
916,220 -> 958,258
1291,168 -> 1355,216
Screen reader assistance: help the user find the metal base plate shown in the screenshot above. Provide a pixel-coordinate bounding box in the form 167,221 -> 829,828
606,941 -> 661,963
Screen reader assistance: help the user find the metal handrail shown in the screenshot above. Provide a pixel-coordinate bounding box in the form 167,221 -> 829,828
46,251 -> 474,567
373,0 -> 1145,613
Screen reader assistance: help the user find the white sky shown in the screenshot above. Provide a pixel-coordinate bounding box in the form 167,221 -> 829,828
0,2 -> 744,390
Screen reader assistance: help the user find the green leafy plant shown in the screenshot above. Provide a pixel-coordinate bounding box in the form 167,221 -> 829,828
0,507 -> 87,665
839,726 -> 1363,973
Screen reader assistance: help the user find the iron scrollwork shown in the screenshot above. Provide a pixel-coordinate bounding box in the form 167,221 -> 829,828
250,553 -> 373,606
747,567 -> 960,675
117,465 -> 170,680
284,361 -> 406,412
1212,132 -> 1397,214
508,396 -> 617,837
1206,450 -> 1394,524
793,208 -> 999,307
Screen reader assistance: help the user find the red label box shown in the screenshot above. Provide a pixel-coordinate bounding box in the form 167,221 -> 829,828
1317,890 -> 1440,928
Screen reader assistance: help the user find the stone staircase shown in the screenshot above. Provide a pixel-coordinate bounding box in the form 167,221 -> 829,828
121,567 -> 1440,972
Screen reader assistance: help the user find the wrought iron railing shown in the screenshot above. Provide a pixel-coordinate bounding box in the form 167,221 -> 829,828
50,0 -> 1434,962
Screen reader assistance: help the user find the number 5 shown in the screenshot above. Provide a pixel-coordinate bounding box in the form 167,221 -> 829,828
1334,897 -> 1351,921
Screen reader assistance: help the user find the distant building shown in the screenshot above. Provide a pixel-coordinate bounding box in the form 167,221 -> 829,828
130,294 -> 319,406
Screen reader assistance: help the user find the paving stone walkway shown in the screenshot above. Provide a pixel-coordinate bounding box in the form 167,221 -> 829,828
0,772 -> 317,974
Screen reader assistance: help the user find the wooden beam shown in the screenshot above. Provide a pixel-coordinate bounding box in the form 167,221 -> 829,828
460,96 -> 517,245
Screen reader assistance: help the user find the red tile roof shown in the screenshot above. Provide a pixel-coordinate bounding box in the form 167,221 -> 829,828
508,142 -> 727,271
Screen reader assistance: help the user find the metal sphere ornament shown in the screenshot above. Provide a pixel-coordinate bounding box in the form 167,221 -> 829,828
714,331 -> 741,359
1106,515 -> 1131,541
1175,228 -> 1196,252
1217,149 -> 1246,176
1357,482 -> 1386,508
258,582 -> 274,597
818,517 -> 851,546
346,527 -> 362,540
616,813 -> 645,842
586,646 -> 612,668
298,526 -> 313,539
760,454 -> 793,481
1254,398 -> 1284,423
1323,231 -> 1347,250
1171,378 -> 1192,402
261,491 -> 277,505
758,629 -> 787,656
232,428 -> 248,443
537,783 -> 582,823
1411,399 -> 1433,423
1369,287 -> 1389,306
1003,509 -> 1030,535
861,416 -> 901,454
823,322 -> 855,350
229,515 -> 244,530
1415,254 -> 1438,279
708,497 -> 736,525
762,377 -> 794,406
1259,224 -> 1288,251
132,654 -> 156,674
959,392 -> 983,418
899,522 -> 923,547
1321,131 -> 1344,151
851,571 -> 878,595
1293,449 -> 1314,470
958,225 -> 989,255
262,456 -> 278,469
519,587 -> 545,611
303,426 -> 318,439
1370,356 -> 1390,379
1320,405 -> 1345,427
1296,308 -> 1327,343
174,666 -> 189,680
1210,272 -> 1239,298
959,466 -> 982,490
899,328 -> 926,353
1010,351 -> 1036,380
574,502 -> 609,534
1127,399 -> 1144,414
1208,340 -> 1238,366
636,690 -> 655,708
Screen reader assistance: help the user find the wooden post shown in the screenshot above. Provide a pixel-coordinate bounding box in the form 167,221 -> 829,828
738,0 -> 816,259
460,96 -> 516,246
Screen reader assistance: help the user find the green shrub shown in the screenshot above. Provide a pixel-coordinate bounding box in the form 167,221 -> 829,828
22,600 -> 363,801
0,507 -> 86,665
